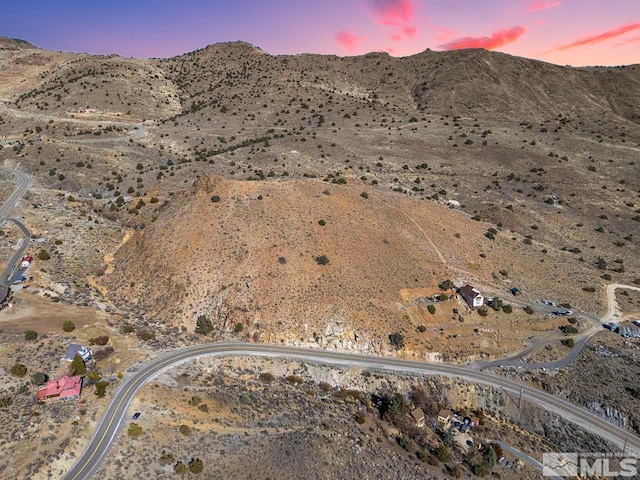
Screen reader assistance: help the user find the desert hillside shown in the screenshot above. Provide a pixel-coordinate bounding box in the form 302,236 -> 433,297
166,44 -> 640,124
100,174 -> 603,359
1,38 -> 638,358
0,37 -> 37,50
2,26 -> 640,480
104,174 -> 455,350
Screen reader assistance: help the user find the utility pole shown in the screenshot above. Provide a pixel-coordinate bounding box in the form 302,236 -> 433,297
501,386 -> 524,422
518,386 -> 523,409
517,386 -> 523,422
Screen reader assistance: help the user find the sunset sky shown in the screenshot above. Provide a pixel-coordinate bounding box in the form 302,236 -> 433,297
1,0 -> 639,66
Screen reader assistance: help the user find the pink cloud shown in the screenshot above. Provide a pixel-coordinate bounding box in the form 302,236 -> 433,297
546,21 -> 640,52
440,26 -> 527,51
368,0 -> 415,26
367,0 -> 419,42
526,0 -> 562,13
614,35 -> 640,47
334,31 -> 366,52
403,26 -> 418,40
429,25 -> 457,43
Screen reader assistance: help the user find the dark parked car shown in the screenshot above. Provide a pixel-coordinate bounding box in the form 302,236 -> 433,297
132,412 -> 141,420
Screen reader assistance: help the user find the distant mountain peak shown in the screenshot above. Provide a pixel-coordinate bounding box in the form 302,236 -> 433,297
184,40 -> 267,58
0,37 -> 38,50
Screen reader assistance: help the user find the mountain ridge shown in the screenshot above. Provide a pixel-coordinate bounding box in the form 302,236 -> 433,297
2,35 -> 639,68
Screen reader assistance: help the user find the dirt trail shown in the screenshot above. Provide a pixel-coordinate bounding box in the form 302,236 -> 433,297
603,284 -> 640,324
397,208 -> 499,293
0,101 -> 142,128
399,209 -> 448,266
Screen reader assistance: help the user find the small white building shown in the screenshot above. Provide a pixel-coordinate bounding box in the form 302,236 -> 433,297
460,285 -> 484,308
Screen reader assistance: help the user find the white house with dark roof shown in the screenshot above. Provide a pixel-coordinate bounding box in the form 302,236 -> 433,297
459,285 -> 484,308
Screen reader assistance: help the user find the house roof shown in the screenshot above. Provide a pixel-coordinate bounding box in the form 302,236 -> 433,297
437,409 -> 451,418
410,407 -> 425,421
459,285 -> 482,297
37,375 -> 82,401
64,344 -> 90,360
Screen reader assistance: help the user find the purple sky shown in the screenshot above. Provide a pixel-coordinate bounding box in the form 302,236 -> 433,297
2,0 -> 639,66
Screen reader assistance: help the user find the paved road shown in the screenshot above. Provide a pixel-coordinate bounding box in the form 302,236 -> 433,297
474,334 -> 591,371
64,342 -> 640,480
0,168 -> 32,301
0,218 -> 31,285
0,168 -> 31,220
475,284 -> 640,371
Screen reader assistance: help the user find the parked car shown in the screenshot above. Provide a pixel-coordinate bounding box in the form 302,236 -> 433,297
633,320 -> 640,328
498,456 -> 505,464
132,412 -> 141,420
553,309 -> 573,316
542,300 -> 556,307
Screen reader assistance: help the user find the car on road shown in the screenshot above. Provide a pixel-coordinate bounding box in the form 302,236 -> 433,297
132,412 -> 141,420
541,300 -> 556,306
552,309 -> 573,316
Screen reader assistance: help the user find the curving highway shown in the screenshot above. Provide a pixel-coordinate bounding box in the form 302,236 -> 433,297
0,167 -> 32,301
0,218 -> 31,285
64,342 -> 640,480
0,162 -> 631,477
0,167 -> 31,219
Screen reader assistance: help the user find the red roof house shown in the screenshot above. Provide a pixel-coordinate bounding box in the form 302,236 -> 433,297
37,375 -> 82,401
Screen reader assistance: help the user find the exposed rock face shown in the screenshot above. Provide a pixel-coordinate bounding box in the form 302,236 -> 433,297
191,174 -> 225,196
586,402 -> 629,428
